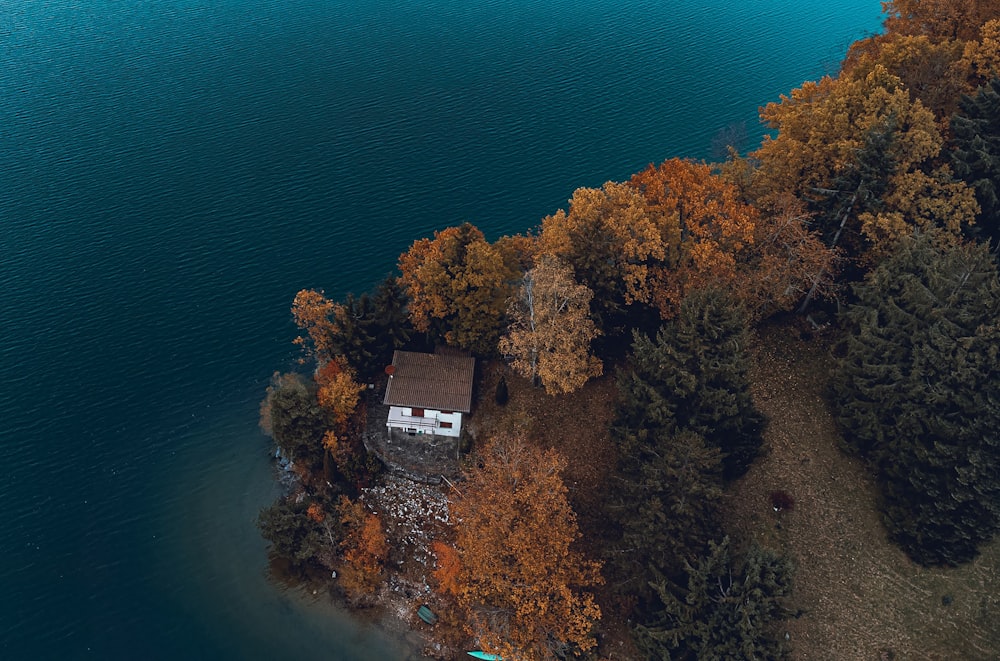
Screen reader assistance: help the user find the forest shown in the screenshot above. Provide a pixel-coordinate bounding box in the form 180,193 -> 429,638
256,2 -> 1000,659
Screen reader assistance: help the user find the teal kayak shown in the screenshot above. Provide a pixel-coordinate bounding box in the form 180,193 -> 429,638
467,652 -> 502,660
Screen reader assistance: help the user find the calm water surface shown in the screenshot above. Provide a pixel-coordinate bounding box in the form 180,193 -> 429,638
1,1 -> 881,657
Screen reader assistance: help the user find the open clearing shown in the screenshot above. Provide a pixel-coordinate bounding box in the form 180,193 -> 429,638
728,322 -> 1000,661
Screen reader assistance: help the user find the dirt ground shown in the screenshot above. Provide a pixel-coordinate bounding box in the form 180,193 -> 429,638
726,321 -> 1000,661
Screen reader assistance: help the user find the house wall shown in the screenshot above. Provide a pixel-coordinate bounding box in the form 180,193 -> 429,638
386,406 -> 463,438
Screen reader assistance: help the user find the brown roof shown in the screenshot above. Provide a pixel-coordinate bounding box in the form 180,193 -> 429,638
383,350 -> 475,413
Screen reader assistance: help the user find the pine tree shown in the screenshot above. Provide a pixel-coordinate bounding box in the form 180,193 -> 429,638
635,538 -> 793,661
951,78 -> 1000,249
608,289 -> 762,605
619,289 -> 764,480
832,232 -> 1000,565
609,428 -> 723,601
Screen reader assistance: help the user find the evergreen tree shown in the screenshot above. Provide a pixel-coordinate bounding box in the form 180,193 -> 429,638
813,117 -> 898,257
618,289 -> 765,480
263,373 -> 331,468
609,428 -> 723,601
257,499 -> 337,568
334,276 -> 413,379
951,78 -> 1000,250
832,232 -> 1000,565
635,538 -> 793,661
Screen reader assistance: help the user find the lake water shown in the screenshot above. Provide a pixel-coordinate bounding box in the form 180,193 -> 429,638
1,1 -> 881,658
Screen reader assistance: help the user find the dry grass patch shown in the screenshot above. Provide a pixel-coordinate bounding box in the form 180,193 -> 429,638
726,321 -> 1000,661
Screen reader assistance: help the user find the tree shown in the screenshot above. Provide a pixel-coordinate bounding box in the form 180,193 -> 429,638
451,435 -> 603,660
608,428 -> 723,603
635,538 -> 793,661
841,33 -> 968,121
398,222 -> 518,354
882,0 -> 1000,42
617,289 -> 764,480
831,231 -> 1000,565
260,372 -> 330,467
337,496 -> 389,597
314,358 -> 363,429
959,19 -> 1000,84
631,159 -> 834,320
290,278 -> 412,378
538,181 -> 666,332
754,66 -> 978,264
951,77 -> 1000,248
291,289 -> 341,364
498,255 -> 602,395
257,499 -> 339,569
628,159 -> 757,319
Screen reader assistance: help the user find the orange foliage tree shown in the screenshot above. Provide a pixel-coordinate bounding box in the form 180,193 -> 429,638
314,358 -> 363,429
398,222 -> 519,354
630,159 -> 834,319
450,435 -> 603,660
291,289 -> 343,364
498,255 -> 602,395
430,540 -> 462,597
337,497 -> 389,597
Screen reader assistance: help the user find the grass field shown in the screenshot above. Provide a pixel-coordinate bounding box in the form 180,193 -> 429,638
727,322 -> 1000,661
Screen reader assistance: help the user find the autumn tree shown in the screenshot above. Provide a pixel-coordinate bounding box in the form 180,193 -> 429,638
841,33 -> 969,121
291,289 -> 341,364
538,181 -> 666,332
314,358 -> 363,429
951,77 -> 1000,248
959,19 -> 1000,84
630,159 -> 833,319
450,435 -> 603,660
398,222 -> 518,354
635,538 -> 794,661
627,159 -> 756,319
882,0 -> 1000,42
831,231 -> 1000,565
498,255 -> 602,395
337,496 -> 389,597
754,66 -> 978,264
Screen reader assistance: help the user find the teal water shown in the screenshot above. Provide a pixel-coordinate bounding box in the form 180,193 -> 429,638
1,1 -> 881,658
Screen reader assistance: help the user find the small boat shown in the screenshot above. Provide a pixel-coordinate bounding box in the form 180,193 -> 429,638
467,652 -> 502,660
417,605 -> 437,625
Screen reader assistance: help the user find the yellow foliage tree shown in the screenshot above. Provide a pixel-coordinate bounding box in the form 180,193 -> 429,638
841,33 -> 968,121
754,65 -> 977,261
314,358 -> 363,429
498,256 -> 602,395
882,0 -> 1000,42
959,18 -> 1000,83
538,181 -> 666,324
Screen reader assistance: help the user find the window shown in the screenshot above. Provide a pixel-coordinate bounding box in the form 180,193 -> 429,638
410,407 -> 424,417
439,421 -> 453,429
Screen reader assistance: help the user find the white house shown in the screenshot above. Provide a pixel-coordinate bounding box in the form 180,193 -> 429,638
383,350 -> 475,439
